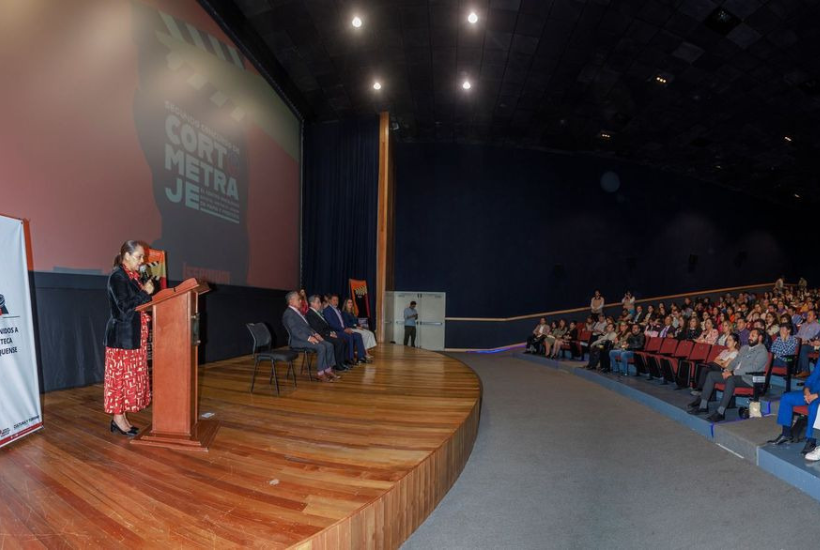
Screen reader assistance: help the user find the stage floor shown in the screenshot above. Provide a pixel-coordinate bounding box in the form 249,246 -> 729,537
0,345 -> 481,549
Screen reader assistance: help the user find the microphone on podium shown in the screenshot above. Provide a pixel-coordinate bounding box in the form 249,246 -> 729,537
138,264 -> 154,284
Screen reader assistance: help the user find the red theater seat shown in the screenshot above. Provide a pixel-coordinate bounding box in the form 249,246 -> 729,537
646,338 -> 679,381
660,340 -> 693,385
676,342 -> 711,389
634,336 -> 661,375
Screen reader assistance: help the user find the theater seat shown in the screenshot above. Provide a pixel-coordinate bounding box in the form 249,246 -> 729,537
660,340 -> 693,385
676,342 -> 711,389
633,336 -> 661,376
646,338 -> 679,381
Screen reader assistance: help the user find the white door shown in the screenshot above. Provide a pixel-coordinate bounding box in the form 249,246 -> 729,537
417,292 -> 446,351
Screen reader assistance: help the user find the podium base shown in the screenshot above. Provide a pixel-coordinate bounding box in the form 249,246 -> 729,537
130,419 -> 219,452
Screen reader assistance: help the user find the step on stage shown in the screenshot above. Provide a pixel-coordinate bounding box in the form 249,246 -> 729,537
0,345 -> 481,549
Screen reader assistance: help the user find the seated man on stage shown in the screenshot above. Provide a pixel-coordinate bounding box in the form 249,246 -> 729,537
687,329 -> 768,423
324,294 -> 369,364
767,362 -> 820,455
306,295 -> 352,371
282,291 -> 340,382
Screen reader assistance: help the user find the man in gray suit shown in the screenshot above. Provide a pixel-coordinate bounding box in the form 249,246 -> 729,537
282,291 -> 340,382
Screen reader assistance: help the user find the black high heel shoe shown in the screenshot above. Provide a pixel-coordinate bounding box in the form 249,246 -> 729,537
110,420 -> 136,437
128,426 -> 139,435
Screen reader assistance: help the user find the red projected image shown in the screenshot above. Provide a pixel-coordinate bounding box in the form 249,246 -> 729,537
0,0 -> 299,290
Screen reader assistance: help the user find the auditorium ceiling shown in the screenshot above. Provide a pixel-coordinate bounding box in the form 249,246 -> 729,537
220,0 -> 820,201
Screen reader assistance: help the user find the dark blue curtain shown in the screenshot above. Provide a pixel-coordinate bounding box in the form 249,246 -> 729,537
302,117 -> 379,320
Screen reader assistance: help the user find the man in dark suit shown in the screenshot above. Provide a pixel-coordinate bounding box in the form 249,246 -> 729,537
305,295 -> 351,371
282,291 -> 339,382
325,294 -> 368,364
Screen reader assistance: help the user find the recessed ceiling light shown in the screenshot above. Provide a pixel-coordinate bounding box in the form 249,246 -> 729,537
784,135 -> 793,142
351,16 -> 362,28
468,12 -> 478,24
715,164 -> 723,170
373,81 -> 382,90
598,130 -> 612,140
794,193 -> 801,199
462,80 -> 472,90
655,75 -> 668,85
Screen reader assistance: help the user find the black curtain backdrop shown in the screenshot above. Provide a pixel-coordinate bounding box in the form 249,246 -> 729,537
32,273 -> 288,391
302,117 -> 379,319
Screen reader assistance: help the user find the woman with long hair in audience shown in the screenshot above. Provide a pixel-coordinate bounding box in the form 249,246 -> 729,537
545,319 -> 569,357
690,333 -> 740,396
298,288 -> 309,315
678,316 -> 702,341
551,320 -> 577,359
764,312 -> 780,338
341,298 -> 376,357
716,321 -> 734,346
695,318 -> 719,345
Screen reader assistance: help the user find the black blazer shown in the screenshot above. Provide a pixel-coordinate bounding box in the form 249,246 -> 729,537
104,266 -> 151,350
306,309 -> 334,338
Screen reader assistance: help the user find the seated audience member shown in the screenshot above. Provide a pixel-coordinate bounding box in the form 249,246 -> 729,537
584,316 -> 596,333
644,317 -> 661,337
658,315 -> 675,338
325,294 -> 368,364
609,324 -> 646,376
632,305 -> 646,324
677,317 -> 702,341
695,318 -> 719,345
795,310 -> 820,377
618,308 -> 632,322
525,318 -> 550,354
691,334 -> 740,395
716,322 -> 734,346
592,314 -> 607,336
687,329 -> 768,423
552,320 -> 578,359
644,305 -> 656,325
752,319 -> 772,349
736,318 -> 750,344
585,323 -> 616,371
780,313 -> 795,334
306,295 -> 350,372
282,292 -> 339,382
768,359 -> 820,455
590,290 -> 605,315
799,277 -> 808,292
764,312 -> 780,338
342,298 -> 377,356
545,319 -> 569,357
770,323 -> 798,368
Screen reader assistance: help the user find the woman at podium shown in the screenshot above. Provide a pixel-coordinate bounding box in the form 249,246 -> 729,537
103,240 -> 155,436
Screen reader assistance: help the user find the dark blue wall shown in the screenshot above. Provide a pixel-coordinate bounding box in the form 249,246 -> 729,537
395,143 -> 794,321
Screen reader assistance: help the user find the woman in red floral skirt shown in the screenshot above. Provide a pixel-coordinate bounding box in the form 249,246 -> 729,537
104,240 -> 155,436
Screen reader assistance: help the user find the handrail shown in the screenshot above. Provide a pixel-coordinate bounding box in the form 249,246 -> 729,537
444,282 -> 776,323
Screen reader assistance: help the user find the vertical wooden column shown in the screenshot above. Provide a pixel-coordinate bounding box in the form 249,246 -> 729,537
376,112 -> 393,343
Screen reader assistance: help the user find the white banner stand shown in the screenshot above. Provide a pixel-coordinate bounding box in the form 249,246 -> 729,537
0,215 -> 43,448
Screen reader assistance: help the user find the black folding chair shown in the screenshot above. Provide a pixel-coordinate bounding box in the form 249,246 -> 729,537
247,323 -> 297,394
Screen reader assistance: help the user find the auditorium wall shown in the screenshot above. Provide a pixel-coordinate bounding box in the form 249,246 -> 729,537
0,0 -> 301,389
394,142 -> 797,346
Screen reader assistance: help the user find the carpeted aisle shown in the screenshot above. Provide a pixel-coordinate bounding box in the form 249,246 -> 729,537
402,352 -> 820,550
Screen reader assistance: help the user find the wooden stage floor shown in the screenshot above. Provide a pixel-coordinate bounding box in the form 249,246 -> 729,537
0,345 -> 481,549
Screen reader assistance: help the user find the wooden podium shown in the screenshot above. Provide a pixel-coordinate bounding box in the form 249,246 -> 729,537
131,278 -> 218,451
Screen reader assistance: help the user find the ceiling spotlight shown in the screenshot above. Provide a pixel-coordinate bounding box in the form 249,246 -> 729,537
462,80 -> 472,90
784,135 -> 793,142
655,75 -> 668,85
468,12 -> 478,24
373,81 -> 382,90
715,164 -> 723,170
351,16 -> 362,28
794,193 -> 801,199
598,131 -> 612,140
